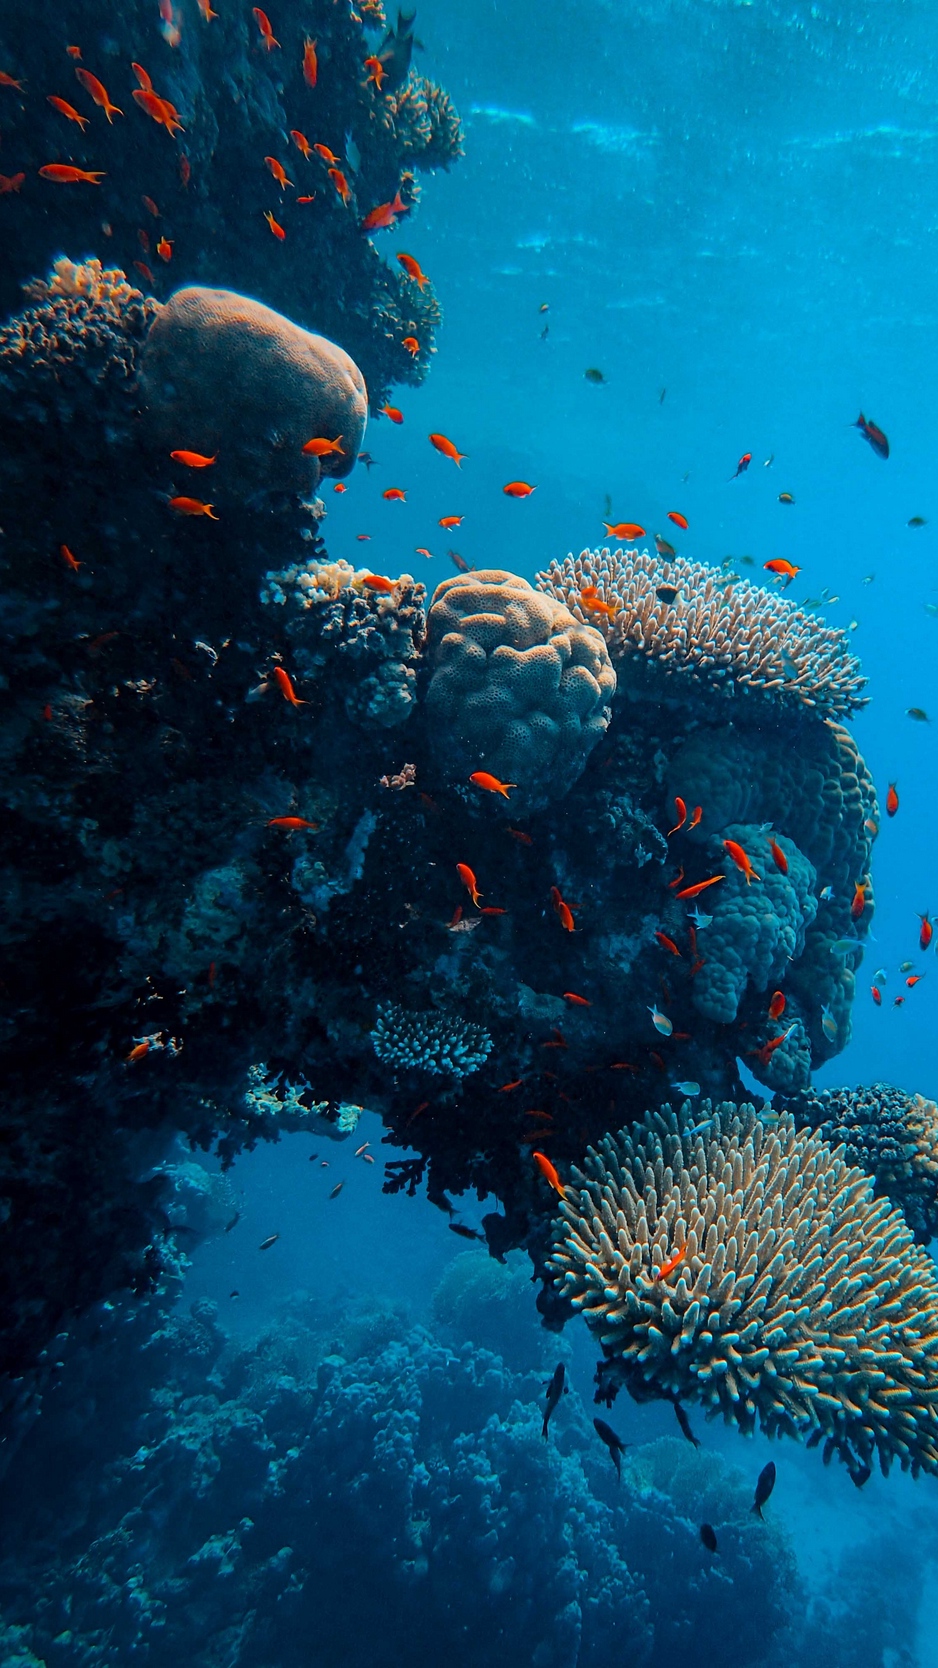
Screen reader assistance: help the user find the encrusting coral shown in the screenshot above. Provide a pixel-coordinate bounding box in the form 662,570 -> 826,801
371,1002 -> 493,1077
550,1104 -> 938,1480
537,547 -> 867,718
424,569 -> 616,809
787,1083 -> 938,1245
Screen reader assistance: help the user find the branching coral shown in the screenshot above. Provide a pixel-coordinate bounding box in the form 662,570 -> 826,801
371,1003 -> 492,1077
387,75 -> 465,169
424,569 -> 615,808
788,1083 -> 938,1245
537,548 -> 867,718
551,1104 -> 938,1479
0,258 -> 157,390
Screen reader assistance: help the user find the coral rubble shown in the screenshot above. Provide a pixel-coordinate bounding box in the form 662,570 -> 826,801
551,1104 -> 938,1479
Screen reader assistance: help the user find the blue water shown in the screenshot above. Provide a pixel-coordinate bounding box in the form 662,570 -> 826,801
6,0 -> 938,1661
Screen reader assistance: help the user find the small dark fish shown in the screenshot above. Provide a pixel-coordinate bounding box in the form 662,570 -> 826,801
224,1211 -> 241,1233
731,451 -> 752,479
655,534 -> 677,558
542,1362 -> 568,1439
329,1180 -> 345,1199
540,323 -> 549,340
777,491 -> 795,505
674,1400 -> 700,1449
908,516 -> 927,528
449,1221 -> 484,1241
854,411 -> 889,460
358,452 -> 378,471
656,585 -> 679,604
593,1416 -> 627,1480
230,1289 -> 240,1298
584,367 -> 606,385
907,707 -> 930,723
658,387 -> 666,403
308,1152 -> 319,1161
448,549 -> 471,573
259,1233 -> 279,1251
700,1523 -> 718,1553
539,302 -> 549,313
751,1460 -> 776,1519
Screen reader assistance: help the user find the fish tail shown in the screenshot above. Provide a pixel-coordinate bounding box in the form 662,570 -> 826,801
541,1418 -> 549,1440
751,1502 -> 763,1520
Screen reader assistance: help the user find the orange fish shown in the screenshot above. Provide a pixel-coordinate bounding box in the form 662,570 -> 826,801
302,435 -> 344,456
197,0 -> 218,19
126,1041 -> 150,1064
364,53 -> 386,89
769,839 -> 788,874
179,153 -> 191,186
579,589 -> 616,620
328,167 -> 352,203
132,62 -> 153,89
0,172 -> 25,193
0,71 -> 25,89
75,66 -> 122,120
532,1150 -> 565,1199
886,782 -> 899,818
894,996 -> 906,1008
667,511 -> 689,530
297,195 -> 316,204
674,875 -> 725,900
253,8 -> 280,48
291,129 -> 312,158
271,666 -> 306,707
907,974 -> 924,988
267,815 -> 317,830
313,143 -> 341,164
303,36 -> 318,84
363,191 -> 407,231
66,46 -> 82,58
687,805 -> 702,830
430,432 -> 466,466
156,236 -> 172,261
669,867 -> 684,890
138,229 -> 151,252
507,827 -> 533,846
362,574 -> 397,593
60,544 -> 81,572
504,481 -> 536,498
380,404 -> 404,423
550,885 -> 575,933
415,547 -> 432,559
265,156 -> 293,189
402,336 -> 419,357
39,164 -> 105,183
655,931 -> 681,957
764,558 -> 800,580
871,984 -> 882,1005
438,514 -> 463,528
920,912 -> 933,950
132,89 -> 184,134
602,521 -> 644,539
397,252 -> 429,288
499,1080 -> 523,1092
134,261 -> 154,283
264,210 -> 286,239
756,1027 -> 794,1062
469,771 -> 515,798
668,796 -> 687,836
850,880 -> 867,920
169,495 -> 218,518
768,990 -> 785,1020
47,94 -> 89,129
654,1244 -> 686,1281
723,839 -> 760,884
564,992 -> 591,1006
457,863 -> 483,907
382,487 -> 406,502
171,449 -> 216,468
333,483 -> 347,493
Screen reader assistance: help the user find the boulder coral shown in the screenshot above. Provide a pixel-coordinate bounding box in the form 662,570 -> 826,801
424,570 -> 616,808
788,1082 -> 938,1245
551,1104 -> 938,1479
140,287 -> 368,499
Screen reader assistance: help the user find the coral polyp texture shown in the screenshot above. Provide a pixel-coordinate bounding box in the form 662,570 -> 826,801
140,287 -> 368,498
537,548 -> 867,717
371,1003 -> 493,1077
550,1105 -> 938,1479
788,1082 -> 938,1245
424,570 -> 616,808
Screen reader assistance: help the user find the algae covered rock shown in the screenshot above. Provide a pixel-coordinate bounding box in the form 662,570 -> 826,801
140,286 -> 368,498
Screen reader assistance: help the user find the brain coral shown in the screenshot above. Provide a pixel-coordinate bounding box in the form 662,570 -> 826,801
424,570 -> 615,808
550,1104 -> 938,1479
788,1083 -> 938,1245
536,548 -> 867,718
139,287 -> 367,499
371,1002 -> 492,1077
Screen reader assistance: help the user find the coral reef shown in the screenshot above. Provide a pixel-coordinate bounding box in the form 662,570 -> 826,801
371,1002 -> 493,1077
140,286 -> 367,498
537,548 -> 867,718
424,569 -> 616,809
386,75 -> 465,169
551,1104 -> 938,1479
787,1082 -> 938,1244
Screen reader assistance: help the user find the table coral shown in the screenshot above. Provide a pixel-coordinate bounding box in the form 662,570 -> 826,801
424,569 -> 616,809
551,1104 -> 938,1479
140,286 -> 368,499
371,1002 -> 493,1077
787,1082 -> 938,1245
537,547 -> 867,717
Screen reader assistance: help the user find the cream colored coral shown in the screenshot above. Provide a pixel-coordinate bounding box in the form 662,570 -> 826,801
536,548 -> 866,718
550,1104 -> 938,1478
24,257 -> 137,308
